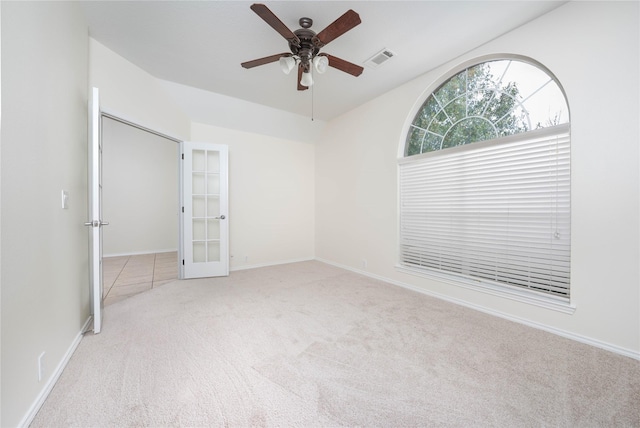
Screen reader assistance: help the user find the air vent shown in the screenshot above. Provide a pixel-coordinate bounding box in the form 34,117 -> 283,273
364,48 -> 396,69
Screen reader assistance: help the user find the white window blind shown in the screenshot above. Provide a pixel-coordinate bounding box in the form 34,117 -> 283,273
399,124 -> 570,300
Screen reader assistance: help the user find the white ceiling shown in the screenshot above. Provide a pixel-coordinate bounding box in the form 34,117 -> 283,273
81,1 -> 566,122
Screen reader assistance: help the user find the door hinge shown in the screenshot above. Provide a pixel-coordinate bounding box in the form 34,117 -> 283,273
181,153 -> 184,160
182,206 -> 184,213
182,259 -> 185,266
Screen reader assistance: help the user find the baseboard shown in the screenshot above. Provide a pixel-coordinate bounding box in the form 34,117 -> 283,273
18,317 -> 92,428
231,257 -> 315,272
103,249 -> 178,258
315,258 -> 640,361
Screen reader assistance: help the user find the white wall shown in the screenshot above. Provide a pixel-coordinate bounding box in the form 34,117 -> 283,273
159,79 -> 327,143
1,2 -> 89,426
89,39 -> 191,141
102,118 -> 179,256
191,123 -> 315,270
316,1 -> 640,357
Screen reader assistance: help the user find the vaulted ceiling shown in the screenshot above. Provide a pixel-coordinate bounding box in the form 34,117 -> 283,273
81,1 -> 566,121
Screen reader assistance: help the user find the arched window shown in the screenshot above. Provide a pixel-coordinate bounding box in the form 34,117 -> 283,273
399,57 -> 571,309
406,58 -> 568,156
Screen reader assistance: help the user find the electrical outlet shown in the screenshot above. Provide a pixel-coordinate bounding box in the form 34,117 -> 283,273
244,256 -> 248,262
362,259 -> 368,269
38,352 -> 46,382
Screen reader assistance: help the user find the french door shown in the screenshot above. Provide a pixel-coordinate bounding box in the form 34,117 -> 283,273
180,142 -> 229,278
86,87 -> 108,334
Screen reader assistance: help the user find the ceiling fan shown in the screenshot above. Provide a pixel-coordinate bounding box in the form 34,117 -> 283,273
241,3 -> 364,91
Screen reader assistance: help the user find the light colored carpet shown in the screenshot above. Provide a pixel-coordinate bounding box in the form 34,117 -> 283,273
31,261 -> 639,427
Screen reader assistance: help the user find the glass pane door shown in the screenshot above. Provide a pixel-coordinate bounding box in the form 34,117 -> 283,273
181,143 -> 229,278
192,149 -> 221,262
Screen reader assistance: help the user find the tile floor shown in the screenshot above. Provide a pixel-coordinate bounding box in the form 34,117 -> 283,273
103,252 -> 178,306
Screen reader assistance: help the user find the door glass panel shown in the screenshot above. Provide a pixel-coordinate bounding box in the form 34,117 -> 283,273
207,151 -> 220,172
207,241 -> 220,262
207,174 -> 220,194
207,219 -> 220,239
207,196 -> 220,217
193,149 -> 205,171
192,173 -> 205,194
193,219 -> 206,240
193,242 -> 206,263
191,147 -> 224,265
193,196 -> 205,217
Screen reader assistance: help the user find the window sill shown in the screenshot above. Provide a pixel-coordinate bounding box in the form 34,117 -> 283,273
395,264 -> 576,315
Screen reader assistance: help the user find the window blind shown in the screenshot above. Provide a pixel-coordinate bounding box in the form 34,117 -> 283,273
399,124 -> 570,299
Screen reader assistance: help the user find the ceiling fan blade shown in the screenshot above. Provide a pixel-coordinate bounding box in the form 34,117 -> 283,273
250,3 -> 300,47
297,65 -> 309,91
321,54 -> 363,77
314,9 -> 361,47
241,53 -> 290,69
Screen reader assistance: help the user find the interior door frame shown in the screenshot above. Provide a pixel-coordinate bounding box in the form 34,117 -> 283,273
101,110 -> 183,145
99,107 -> 185,278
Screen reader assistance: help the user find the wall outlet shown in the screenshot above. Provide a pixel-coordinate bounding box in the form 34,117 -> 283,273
362,258 -> 368,269
38,352 -> 46,382
244,255 -> 248,262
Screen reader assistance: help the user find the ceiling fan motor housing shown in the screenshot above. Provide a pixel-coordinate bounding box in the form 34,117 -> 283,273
290,26 -> 320,68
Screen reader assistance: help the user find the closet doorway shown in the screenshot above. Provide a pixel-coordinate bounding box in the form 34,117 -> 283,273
101,116 -> 180,305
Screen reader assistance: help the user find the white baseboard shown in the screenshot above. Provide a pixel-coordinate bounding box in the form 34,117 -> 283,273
315,258 -> 640,361
231,257 -> 315,272
18,317 -> 93,428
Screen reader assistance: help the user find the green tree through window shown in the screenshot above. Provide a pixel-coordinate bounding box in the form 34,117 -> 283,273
406,60 -> 567,156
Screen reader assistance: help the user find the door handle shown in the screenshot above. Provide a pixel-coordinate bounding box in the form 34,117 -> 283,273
84,220 -> 110,227
213,215 -> 226,220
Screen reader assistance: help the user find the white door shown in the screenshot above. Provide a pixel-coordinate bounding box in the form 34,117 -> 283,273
180,142 -> 229,278
85,87 -> 108,333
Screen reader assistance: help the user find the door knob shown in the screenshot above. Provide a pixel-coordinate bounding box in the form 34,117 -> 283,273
84,220 -> 110,227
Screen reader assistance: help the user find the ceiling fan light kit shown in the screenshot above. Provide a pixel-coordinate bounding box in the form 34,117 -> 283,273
279,56 -> 296,74
313,55 -> 329,74
300,70 -> 314,87
241,3 -> 364,91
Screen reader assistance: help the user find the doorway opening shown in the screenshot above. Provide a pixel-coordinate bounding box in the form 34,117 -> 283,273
101,114 -> 182,304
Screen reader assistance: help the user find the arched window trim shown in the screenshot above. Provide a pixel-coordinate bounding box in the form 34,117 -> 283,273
397,54 -> 574,313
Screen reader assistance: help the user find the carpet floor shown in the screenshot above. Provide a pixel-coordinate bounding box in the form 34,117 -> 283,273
31,261 -> 639,427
